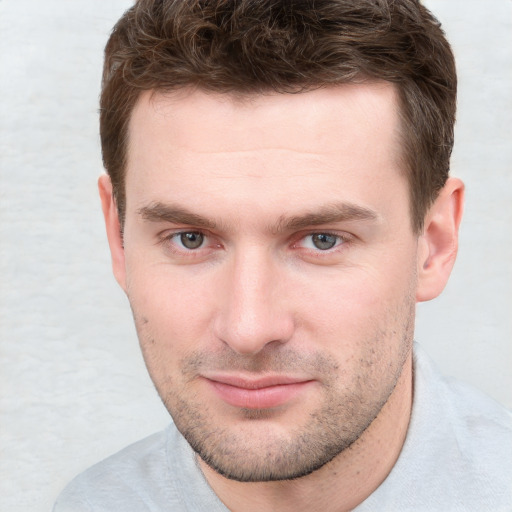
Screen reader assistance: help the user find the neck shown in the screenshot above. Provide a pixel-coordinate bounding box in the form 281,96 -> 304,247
199,352 -> 414,512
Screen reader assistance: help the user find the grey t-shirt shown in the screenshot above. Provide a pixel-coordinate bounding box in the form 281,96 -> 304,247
53,345 -> 512,511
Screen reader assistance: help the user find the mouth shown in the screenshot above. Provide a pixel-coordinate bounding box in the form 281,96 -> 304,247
202,374 -> 315,409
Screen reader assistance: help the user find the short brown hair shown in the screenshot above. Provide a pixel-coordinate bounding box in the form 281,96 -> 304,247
100,0 -> 456,233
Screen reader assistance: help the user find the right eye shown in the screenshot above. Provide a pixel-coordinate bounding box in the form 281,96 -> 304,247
176,231 -> 205,250
158,230 -> 223,262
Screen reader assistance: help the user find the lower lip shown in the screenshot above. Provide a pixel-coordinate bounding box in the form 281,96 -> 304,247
206,380 -> 313,409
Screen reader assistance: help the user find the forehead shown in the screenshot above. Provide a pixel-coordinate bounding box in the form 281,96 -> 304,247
125,83 -> 407,227
128,82 -> 401,157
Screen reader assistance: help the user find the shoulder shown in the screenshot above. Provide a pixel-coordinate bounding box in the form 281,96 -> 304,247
414,343 -> 512,447
433,361 -> 512,488
53,428 -> 175,512
54,423 -> 229,512
359,345 -> 512,511
410,344 -> 512,507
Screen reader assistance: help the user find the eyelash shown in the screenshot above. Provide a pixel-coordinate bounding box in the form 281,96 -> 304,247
158,231 -> 217,256
157,230 -> 352,258
295,232 -> 348,251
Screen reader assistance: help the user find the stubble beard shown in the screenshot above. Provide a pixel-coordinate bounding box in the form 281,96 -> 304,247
167,374 -> 392,482
155,330 -> 412,482
135,291 -> 415,483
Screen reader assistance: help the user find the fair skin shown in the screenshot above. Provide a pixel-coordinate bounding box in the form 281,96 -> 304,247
100,83 -> 463,511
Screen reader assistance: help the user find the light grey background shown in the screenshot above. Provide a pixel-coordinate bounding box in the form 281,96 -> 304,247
0,1 -> 510,510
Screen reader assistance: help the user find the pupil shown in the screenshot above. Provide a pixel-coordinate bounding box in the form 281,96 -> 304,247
312,233 -> 337,250
181,232 -> 204,249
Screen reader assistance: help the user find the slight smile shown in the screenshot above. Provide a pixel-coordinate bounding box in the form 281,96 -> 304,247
202,375 -> 316,409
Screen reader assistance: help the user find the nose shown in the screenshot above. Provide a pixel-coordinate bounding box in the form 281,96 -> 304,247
213,247 -> 295,355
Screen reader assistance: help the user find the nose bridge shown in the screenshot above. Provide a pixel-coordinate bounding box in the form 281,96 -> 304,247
214,243 -> 293,355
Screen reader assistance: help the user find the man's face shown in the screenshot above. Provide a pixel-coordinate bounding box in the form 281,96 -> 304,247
118,83 -> 421,481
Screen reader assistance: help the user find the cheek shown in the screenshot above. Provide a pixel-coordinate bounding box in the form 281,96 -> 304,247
294,266 -> 388,320
293,259 -> 416,355
126,266 -> 218,359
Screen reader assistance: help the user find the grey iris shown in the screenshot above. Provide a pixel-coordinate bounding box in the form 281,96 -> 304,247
181,232 -> 204,249
312,233 -> 337,250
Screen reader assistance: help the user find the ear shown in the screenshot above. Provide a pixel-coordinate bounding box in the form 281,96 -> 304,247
98,174 -> 127,292
416,177 -> 465,302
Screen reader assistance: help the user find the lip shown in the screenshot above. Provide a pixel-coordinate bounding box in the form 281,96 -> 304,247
202,374 -> 315,409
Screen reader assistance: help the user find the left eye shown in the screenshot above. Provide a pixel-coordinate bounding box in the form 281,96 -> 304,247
302,233 -> 342,251
176,232 -> 205,250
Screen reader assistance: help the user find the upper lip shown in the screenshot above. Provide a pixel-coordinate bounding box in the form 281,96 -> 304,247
202,374 -> 313,389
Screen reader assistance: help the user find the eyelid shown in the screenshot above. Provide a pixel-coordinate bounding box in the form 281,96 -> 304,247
157,229 -> 215,254
157,228 -> 208,242
155,228 -> 353,260
296,229 -> 351,241
292,230 -> 353,252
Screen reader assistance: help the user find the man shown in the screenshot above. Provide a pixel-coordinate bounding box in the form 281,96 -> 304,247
54,0 -> 511,510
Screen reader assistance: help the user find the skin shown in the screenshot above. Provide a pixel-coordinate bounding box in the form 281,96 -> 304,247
100,83 -> 464,511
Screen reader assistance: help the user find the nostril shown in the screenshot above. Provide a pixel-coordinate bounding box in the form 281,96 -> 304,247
213,308 -> 294,356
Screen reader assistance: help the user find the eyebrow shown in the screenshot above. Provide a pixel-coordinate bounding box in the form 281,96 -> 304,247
273,202 -> 379,233
137,201 -> 379,232
137,202 -> 217,229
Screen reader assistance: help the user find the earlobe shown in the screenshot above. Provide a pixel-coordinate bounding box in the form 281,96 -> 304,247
416,177 -> 465,302
98,174 -> 127,292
